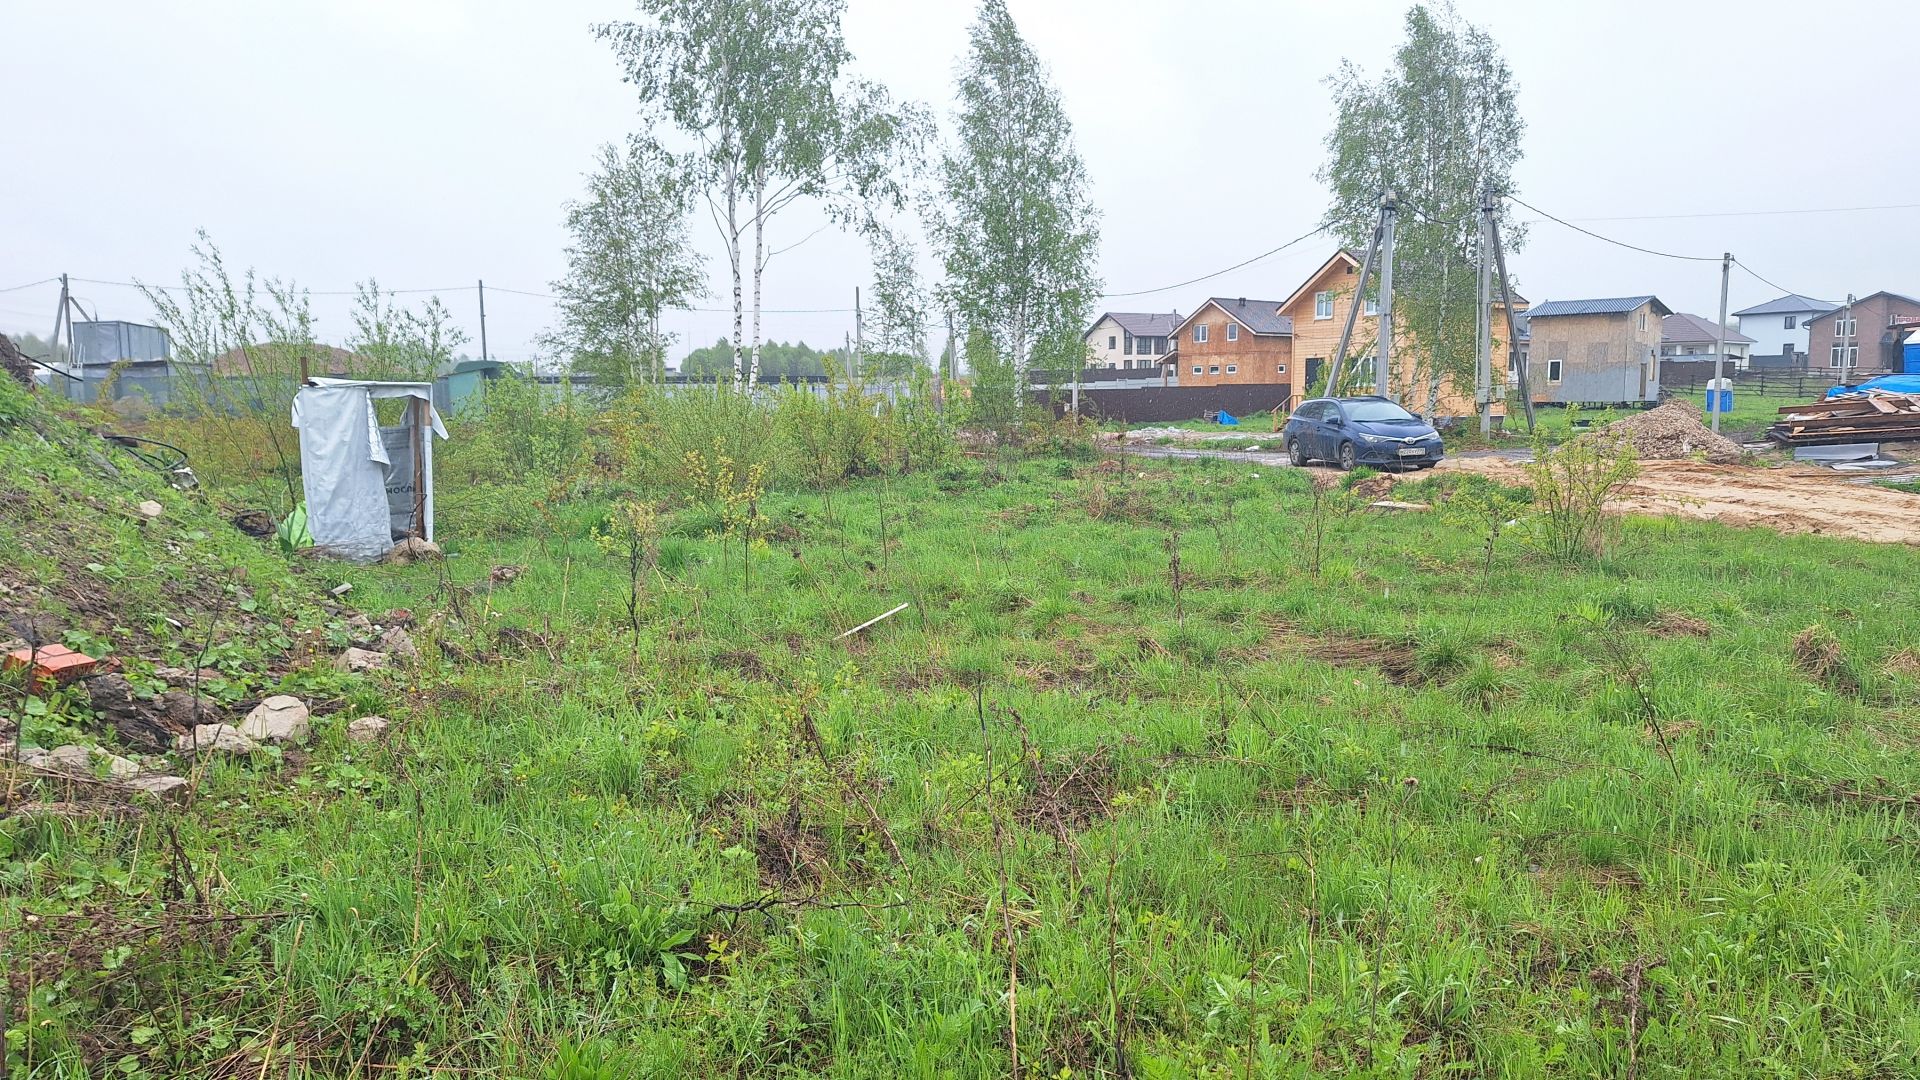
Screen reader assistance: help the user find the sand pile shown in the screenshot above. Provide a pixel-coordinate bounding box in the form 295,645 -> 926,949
1586,401 -> 1745,463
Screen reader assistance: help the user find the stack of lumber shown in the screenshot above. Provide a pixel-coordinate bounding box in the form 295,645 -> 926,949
1767,393 -> 1920,446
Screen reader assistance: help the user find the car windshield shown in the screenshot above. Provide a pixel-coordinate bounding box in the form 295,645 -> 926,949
1343,400 -> 1418,422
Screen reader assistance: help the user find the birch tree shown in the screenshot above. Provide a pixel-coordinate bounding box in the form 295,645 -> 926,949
349,281 -> 468,381
933,0 -> 1100,403
1319,2 -> 1524,417
863,224 -> 929,378
541,138 -> 705,385
597,0 -> 920,386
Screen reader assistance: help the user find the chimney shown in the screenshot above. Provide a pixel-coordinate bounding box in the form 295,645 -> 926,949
1237,297 -> 1247,308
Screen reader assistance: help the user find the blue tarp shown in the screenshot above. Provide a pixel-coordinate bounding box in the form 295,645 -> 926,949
1827,374 -> 1920,399
1217,410 -> 1238,426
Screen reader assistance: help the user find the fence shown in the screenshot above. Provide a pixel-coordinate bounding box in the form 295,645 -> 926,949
1658,363 -> 1856,400
1037,383 -> 1293,424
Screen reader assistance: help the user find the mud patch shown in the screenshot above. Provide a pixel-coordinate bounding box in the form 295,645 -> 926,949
1648,610 -> 1712,638
1017,747 -> 1116,840
754,802 -> 832,890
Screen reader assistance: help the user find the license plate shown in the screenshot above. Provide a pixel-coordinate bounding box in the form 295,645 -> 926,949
1397,447 -> 1425,457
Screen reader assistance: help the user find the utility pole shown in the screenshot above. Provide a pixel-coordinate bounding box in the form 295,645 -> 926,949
853,286 -> 864,381
1487,195 -> 1535,432
1326,201 -> 1385,395
477,280 -> 490,365
1375,191 -> 1397,398
1710,254 -> 1731,433
1476,190 -> 1495,437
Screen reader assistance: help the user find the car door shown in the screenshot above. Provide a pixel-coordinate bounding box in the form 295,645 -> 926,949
1316,402 -> 1345,458
1294,402 -> 1324,457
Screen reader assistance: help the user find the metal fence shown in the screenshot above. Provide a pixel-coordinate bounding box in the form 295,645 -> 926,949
1657,364 -> 1856,399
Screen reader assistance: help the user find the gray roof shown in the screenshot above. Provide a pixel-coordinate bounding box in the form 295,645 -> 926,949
1662,312 -> 1754,346
1087,311 -> 1181,339
1732,293 -> 1838,317
1805,291 -> 1920,323
1197,297 -> 1292,336
1525,295 -> 1672,319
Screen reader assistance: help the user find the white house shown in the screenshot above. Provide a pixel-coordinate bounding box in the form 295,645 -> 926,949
1084,312 -> 1180,370
1661,313 -> 1753,370
1731,293 -> 1839,368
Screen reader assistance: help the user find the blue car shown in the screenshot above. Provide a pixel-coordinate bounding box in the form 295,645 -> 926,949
1283,396 -> 1445,470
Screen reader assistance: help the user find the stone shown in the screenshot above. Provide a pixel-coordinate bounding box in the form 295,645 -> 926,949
90,746 -> 140,780
17,746 -> 53,770
87,673 -> 210,752
46,745 -> 99,777
378,627 -> 419,663
126,775 -> 190,802
386,537 -> 442,565
174,724 -> 258,756
346,614 -> 374,636
336,647 -> 388,673
238,695 -> 311,744
330,582 -> 354,596
346,716 -> 391,743
136,499 -> 165,519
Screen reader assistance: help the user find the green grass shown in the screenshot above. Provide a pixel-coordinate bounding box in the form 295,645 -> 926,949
1513,391 -> 1814,444
10,395 -> 1920,1076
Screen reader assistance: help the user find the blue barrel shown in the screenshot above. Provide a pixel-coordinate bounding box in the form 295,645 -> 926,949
1705,388 -> 1732,414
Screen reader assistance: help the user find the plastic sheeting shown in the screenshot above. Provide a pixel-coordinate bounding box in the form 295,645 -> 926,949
1827,374 -> 1920,399
291,379 -> 446,562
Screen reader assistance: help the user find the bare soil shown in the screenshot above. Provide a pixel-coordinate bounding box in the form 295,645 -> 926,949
1443,456 -> 1920,546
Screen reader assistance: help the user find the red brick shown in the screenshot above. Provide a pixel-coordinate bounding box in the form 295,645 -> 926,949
5,644 -> 99,692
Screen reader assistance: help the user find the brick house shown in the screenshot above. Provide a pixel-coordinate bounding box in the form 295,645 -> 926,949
1165,298 -> 1293,386
1805,292 -> 1920,375
1083,312 -> 1180,370
1520,296 -> 1670,404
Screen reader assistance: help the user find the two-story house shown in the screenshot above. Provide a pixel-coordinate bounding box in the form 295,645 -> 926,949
1165,298 -> 1293,386
1660,313 -> 1753,370
1519,296 -> 1670,404
1805,292 -> 1920,375
1731,293 -> 1838,369
1084,312 -> 1180,370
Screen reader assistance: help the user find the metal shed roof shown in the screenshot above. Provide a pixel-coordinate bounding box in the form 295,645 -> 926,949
1525,296 -> 1672,319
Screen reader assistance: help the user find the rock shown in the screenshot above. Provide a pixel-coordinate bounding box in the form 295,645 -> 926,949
336,647 -> 388,673
346,716 -> 391,743
18,746 -> 53,770
126,775 -> 190,802
238,695 -> 311,744
87,674 -> 212,752
488,565 -> 525,585
88,746 -> 141,779
378,626 -> 419,663
386,537 -> 442,565
136,499 -> 165,519
330,582 -> 354,596
346,614 -> 374,636
173,724 -> 257,756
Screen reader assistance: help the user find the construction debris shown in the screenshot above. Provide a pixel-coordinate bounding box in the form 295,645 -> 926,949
1586,401 -> 1744,463
1768,394 -> 1920,447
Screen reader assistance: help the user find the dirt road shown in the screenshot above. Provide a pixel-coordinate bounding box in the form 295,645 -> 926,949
1443,456 -> 1920,546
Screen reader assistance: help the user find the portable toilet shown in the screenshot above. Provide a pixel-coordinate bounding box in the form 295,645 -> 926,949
1903,329 -> 1919,374
1704,377 -> 1733,417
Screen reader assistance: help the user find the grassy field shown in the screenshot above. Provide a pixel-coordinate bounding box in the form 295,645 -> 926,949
10,385 -> 1920,1077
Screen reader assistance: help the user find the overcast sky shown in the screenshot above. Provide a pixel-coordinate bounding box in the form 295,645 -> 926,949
5,0 -> 1915,366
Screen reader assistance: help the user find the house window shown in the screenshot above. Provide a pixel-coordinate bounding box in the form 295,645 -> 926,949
1548,358 -> 1564,383
1156,336 -> 1167,354
1225,364 -> 1238,374
1208,365 -> 1220,375
1277,364 -> 1287,373
1835,315 -> 1856,338
1831,344 -> 1858,367
1192,366 -> 1202,375
1637,312 -> 1648,332
1226,323 -> 1239,341
1108,335 -> 1117,350
1314,292 -> 1333,319
1364,297 -> 1379,316
1123,333 -> 1133,355
1783,316 -> 1796,330
1194,324 -> 1209,343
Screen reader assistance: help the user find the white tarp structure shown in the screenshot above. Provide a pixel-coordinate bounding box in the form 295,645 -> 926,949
291,378 -> 447,562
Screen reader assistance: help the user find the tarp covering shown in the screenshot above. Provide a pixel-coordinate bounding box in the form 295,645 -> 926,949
1827,374 -> 1920,399
291,379 -> 445,562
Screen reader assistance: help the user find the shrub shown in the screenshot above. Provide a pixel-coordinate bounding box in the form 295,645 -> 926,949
1524,409 -> 1638,562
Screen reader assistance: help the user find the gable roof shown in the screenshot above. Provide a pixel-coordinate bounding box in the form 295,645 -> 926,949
1732,292 -> 1838,317
1804,291 -> 1920,324
1173,297 -> 1293,337
1086,311 -> 1182,340
1662,313 -> 1755,346
1280,249 -> 1362,311
1525,296 -> 1672,319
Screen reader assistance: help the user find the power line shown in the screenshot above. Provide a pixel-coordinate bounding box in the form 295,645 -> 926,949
0,277 -> 57,294
1505,194 -> 1721,262
1731,259 -> 1833,306
70,276 -> 469,297
1098,225 -> 1326,299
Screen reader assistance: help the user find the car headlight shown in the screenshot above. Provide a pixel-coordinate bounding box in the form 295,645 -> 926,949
1360,433 -> 1385,443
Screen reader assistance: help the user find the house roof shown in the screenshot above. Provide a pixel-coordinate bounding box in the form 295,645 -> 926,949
1662,313 -> 1755,346
1805,291 -> 1920,323
1173,297 -> 1293,337
1525,296 -> 1672,319
1732,293 -> 1838,317
1280,249 -> 1362,311
1086,312 -> 1181,340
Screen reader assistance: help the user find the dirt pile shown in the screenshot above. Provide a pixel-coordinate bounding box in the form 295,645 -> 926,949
1587,401 -> 1745,463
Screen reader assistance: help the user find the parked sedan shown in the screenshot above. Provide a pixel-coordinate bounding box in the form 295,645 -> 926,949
1283,396 -> 1445,470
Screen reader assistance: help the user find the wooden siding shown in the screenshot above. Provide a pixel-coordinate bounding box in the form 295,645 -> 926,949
1173,301 -> 1292,387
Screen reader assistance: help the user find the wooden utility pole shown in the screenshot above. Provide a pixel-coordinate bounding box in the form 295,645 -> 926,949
1838,293 -> 1857,386
1476,191 -> 1495,437
1487,197 -> 1534,432
853,287 -> 864,380
1326,204 -> 1385,396
477,280 -> 490,364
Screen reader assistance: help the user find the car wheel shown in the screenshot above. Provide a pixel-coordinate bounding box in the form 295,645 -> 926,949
1337,441 -> 1357,471
1287,437 -> 1307,467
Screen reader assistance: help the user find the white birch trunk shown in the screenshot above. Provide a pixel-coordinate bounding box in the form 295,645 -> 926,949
723,157 -> 744,386
748,165 -> 765,388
